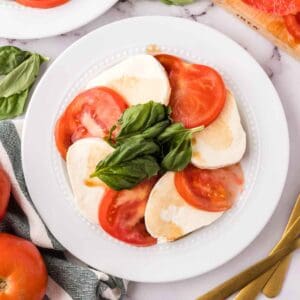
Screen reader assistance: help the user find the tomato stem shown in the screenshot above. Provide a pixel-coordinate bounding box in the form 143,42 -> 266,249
0,278 -> 7,291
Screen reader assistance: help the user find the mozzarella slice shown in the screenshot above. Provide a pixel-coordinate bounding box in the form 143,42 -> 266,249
86,54 -> 171,105
66,138 -> 113,223
191,91 -> 246,169
145,172 -> 223,242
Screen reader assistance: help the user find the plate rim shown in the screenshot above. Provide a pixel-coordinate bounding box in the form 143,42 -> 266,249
22,16 -> 290,282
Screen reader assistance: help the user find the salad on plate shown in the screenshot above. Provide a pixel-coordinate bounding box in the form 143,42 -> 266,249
54,52 -> 246,247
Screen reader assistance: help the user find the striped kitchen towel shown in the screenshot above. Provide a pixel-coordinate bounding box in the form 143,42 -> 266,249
0,120 -> 128,300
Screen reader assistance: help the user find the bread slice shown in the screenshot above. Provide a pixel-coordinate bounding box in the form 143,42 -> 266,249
213,0 -> 300,59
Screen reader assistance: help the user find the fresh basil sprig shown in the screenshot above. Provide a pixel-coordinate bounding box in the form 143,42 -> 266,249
92,101 -> 205,190
158,123 -> 204,171
109,101 -> 171,145
0,46 -> 47,120
161,0 -> 195,5
91,137 -> 160,190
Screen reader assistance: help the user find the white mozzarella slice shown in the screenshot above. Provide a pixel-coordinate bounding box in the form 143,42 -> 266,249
66,138 -> 113,223
86,54 -> 171,105
191,91 -> 246,169
145,172 -> 223,242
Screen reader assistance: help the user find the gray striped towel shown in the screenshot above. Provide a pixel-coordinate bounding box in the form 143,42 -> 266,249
0,120 -> 128,300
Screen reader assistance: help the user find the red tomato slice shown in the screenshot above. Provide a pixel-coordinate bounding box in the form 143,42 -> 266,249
16,0 -> 69,8
242,0 -> 300,16
0,233 -> 48,300
99,179 -> 157,247
175,164 -> 244,212
156,54 -> 226,128
155,54 -> 182,73
284,13 -> 300,40
0,169 -> 11,221
55,87 -> 128,159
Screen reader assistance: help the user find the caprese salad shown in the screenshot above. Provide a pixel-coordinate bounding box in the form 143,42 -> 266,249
55,53 -> 246,247
14,0 -> 68,8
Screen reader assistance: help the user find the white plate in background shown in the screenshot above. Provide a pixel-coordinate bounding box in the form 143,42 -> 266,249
0,0 -> 118,39
22,16 -> 289,282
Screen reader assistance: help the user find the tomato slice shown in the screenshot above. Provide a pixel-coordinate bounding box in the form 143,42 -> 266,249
175,164 -> 244,212
242,0 -> 300,16
55,87 -> 128,159
0,169 -> 11,221
99,178 -> 157,247
156,54 -> 226,128
284,13 -> 300,40
155,54 -> 182,74
16,0 -> 69,8
0,233 -> 48,300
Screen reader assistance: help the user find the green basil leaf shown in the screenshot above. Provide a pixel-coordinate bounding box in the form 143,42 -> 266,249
158,123 -> 204,144
92,156 -> 160,191
116,120 -> 170,145
91,137 -> 160,190
0,48 -> 47,120
111,101 -> 170,141
0,89 -> 29,120
97,136 -> 160,168
0,54 -> 41,98
0,46 -> 31,76
161,0 -> 195,5
158,123 -> 204,171
157,123 -> 187,143
161,133 -> 192,171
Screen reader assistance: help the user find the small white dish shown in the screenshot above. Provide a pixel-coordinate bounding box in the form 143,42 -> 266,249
22,16 -> 289,282
0,0 -> 118,39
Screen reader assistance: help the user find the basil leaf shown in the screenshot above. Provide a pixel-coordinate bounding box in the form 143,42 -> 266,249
116,120 -> 170,145
111,101 -> 170,142
0,89 -> 29,120
0,54 -> 41,98
158,123 -> 204,171
157,123 -> 187,143
161,132 -> 192,171
97,136 -> 160,168
161,0 -> 195,5
91,137 -> 160,190
0,46 -> 31,76
92,156 -> 160,191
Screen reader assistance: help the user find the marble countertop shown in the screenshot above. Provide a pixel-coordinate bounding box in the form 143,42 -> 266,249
1,1 -> 300,299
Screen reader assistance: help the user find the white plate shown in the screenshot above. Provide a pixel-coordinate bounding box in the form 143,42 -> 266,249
22,16 -> 289,283
0,0 -> 118,39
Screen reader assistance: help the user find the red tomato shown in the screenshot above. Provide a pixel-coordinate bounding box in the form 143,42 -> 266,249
16,0 -> 69,8
55,87 -> 128,159
99,179 -> 157,247
0,233 -> 48,300
242,0 -> 300,16
284,13 -> 300,40
175,164 -> 244,212
155,54 -> 182,73
156,54 -> 226,128
0,169 -> 11,221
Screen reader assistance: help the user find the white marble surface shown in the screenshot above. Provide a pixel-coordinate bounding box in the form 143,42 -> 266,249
1,1 -> 300,299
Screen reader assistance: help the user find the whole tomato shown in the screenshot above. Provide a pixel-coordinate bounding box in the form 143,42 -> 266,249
0,233 -> 48,300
